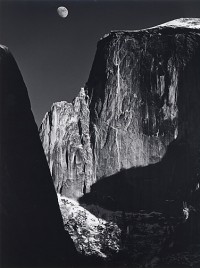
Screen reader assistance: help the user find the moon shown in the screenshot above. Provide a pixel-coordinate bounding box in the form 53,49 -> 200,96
57,6 -> 68,18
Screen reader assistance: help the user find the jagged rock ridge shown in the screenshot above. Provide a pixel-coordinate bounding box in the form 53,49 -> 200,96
39,88 -> 94,199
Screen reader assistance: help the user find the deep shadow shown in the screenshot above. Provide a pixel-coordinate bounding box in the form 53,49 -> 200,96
79,137 -> 200,248
80,32 -> 200,248
79,138 -> 194,213
0,46 -> 79,267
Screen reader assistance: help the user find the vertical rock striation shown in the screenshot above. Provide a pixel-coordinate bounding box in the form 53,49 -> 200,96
40,19 -> 200,209
39,88 -> 94,199
38,18 -> 200,263
86,18 -> 200,182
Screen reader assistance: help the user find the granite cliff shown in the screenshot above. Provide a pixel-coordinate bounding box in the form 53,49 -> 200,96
39,88 -> 94,199
40,18 -> 200,210
39,19 -> 200,266
1,17 -> 199,268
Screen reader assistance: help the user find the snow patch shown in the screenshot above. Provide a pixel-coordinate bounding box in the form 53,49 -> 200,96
58,194 -> 121,258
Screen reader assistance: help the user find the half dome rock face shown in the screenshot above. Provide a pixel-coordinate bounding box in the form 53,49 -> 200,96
86,18 -> 200,180
40,18 -> 200,207
39,88 -> 94,199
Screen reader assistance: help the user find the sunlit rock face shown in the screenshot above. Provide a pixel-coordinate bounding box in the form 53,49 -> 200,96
86,18 -> 200,180
39,19 -> 200,262
40,18 -> 200,206
39,89 -> 94,199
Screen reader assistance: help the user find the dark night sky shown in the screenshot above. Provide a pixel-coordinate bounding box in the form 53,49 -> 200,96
1,0 -> 200,126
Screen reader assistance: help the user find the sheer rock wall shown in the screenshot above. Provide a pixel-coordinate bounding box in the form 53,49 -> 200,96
40,19 -> 200,208
40,89 -> 94,199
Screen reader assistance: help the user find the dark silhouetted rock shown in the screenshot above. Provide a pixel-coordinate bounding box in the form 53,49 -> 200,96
0,45 -> 77,267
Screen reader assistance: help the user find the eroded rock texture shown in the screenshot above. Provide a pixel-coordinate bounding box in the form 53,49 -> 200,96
84,18 -> 200,246
0,45 -> 76,267
58,194 -> 121,258
40,19 -> 200,210
87,18 -> 200,183
39,89 -> 94,199
39,18 -> 200,265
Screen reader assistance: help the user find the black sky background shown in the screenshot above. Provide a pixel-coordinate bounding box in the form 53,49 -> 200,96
1,0 -> 200,126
